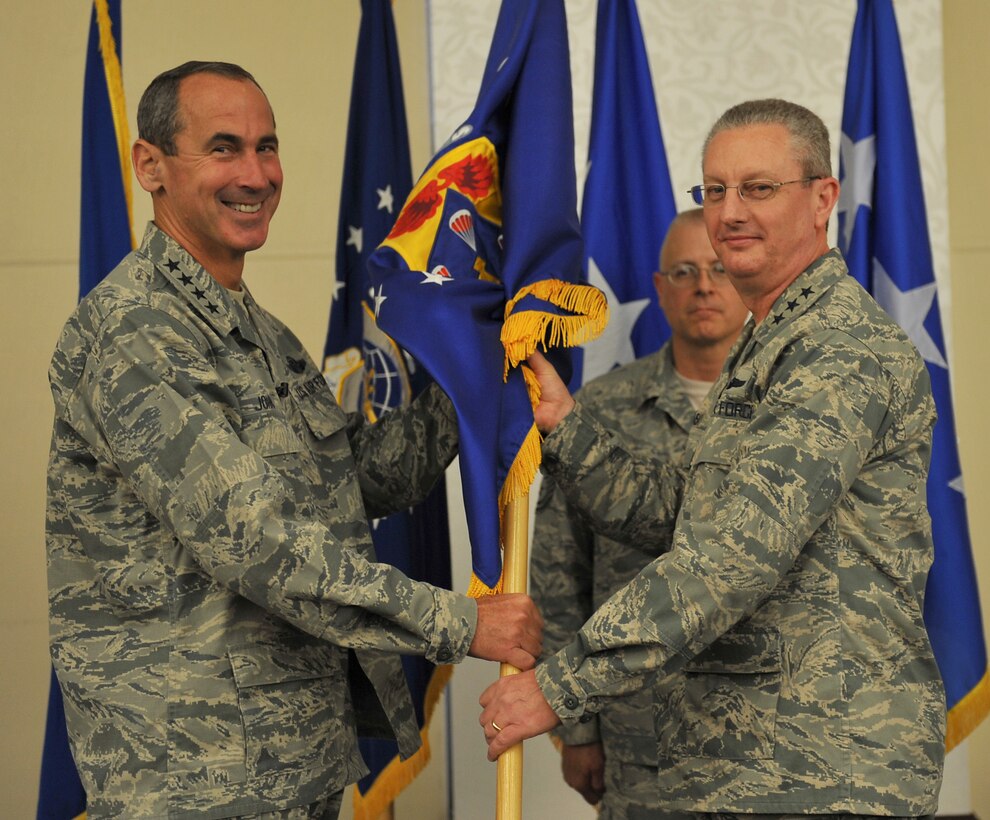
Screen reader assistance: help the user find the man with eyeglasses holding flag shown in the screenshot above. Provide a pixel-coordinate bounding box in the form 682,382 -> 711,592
531,208 -> 747,818
481,99 -> 945,818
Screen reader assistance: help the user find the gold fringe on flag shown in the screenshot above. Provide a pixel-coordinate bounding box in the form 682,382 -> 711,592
351,664 -> 455,820
501,280 -> 608,503
468,281 -> 607,600
93,0 -> 134,248
945,666 -> 990,752
496,363 -> 543,512
467,571 -> 503,598
501,280 -> 609,378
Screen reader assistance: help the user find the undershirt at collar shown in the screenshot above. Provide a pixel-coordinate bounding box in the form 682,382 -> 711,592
674,370 -> 715,411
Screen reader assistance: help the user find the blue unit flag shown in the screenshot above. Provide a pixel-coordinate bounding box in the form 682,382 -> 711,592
368,0 -> 606,595
838,0 -> 988,749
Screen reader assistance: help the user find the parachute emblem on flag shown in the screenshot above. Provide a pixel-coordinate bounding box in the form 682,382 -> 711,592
386,148 -> 499,246
449,209 -> 477,251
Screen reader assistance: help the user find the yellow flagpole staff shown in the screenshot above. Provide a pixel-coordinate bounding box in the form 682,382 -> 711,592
496,495 -> 530,819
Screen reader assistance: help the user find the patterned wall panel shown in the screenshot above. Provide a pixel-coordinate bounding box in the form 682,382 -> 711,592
428,0 -> 948,323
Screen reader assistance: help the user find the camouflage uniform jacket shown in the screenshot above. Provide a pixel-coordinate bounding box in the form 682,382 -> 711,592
531,342 -> 696,766
46,224 -> 476,819
535,250 -> 945,814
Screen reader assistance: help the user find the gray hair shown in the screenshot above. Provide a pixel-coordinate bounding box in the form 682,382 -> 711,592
702,98 -> 832,179
137,61 -> 265,156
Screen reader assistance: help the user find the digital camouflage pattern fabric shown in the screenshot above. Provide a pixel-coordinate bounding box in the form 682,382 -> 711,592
535,250 -> 945,814
532,342 -> 695,818
46,224 -> 474,818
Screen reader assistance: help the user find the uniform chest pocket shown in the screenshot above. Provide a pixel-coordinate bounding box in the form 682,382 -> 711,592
238,403 -> 303,458
689,416 -> 748,470
684,420 -> 745,513
658,628 -> 781,761
295,387 -> 349,442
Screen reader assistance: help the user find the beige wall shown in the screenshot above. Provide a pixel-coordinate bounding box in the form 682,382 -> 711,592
2,1 -> 988,816
944,0 -> 990,813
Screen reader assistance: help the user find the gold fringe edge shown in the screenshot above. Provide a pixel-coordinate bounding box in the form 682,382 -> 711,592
467,572 -> 503,597
93,0 -> 134,249
351,663 -> 455,820
945,666 -> 990,752
465,367 -> 545,597
464,421 -> 541,599
501,280 -> 609,379
498,421 -> 543,517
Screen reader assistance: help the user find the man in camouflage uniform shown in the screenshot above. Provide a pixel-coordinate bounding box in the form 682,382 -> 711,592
481,99 -> 945,817
46,62 -> 542,819
531,209 -> 748,818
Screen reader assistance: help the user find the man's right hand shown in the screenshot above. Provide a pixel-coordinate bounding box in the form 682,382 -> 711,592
527,350 -> 575,435
561,742 -> 606,806
468,593 -> 544,670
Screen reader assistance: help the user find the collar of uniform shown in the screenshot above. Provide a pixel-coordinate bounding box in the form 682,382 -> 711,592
643,342 -> 697,431
138,222 -> 243,338
756,248 -> 847,339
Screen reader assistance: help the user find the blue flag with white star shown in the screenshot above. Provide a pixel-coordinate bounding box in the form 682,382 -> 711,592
323,0 -> 412,396
321,2 -> 453,816
577,0 -> 677,385
40,2 -> 132,817
838,0 -> 988,749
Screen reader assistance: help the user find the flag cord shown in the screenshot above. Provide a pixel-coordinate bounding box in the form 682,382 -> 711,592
93,0 -> 134,248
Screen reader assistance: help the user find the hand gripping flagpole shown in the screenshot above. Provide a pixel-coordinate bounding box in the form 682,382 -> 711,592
496,495 -> 529,818
494,273 -> 608,820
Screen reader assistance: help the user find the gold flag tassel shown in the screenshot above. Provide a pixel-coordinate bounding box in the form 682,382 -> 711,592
93,0 -> 134,248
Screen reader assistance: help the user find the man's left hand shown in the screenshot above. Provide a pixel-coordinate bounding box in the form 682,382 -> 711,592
478,668 -> 561,761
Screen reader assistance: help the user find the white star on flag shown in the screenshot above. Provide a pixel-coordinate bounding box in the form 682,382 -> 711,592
346,225 -> 363,254
377,184 -> 395,214
420,268 -> 451,285
371,283 -> 387,318
330,278 -> 345,301
872,259 -> 947,369
837,132 -> 876,251
949,474 -> 965,495
581,256 -> 649,383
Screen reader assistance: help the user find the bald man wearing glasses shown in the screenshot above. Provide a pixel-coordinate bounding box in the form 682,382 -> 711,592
481,99 -> 944,818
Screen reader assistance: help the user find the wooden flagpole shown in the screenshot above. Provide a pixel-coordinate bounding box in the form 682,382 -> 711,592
496,494 -> 529,819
